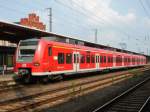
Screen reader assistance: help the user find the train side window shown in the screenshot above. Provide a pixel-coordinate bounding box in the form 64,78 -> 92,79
91,55 -> 95,63
66,53 -> 72,64
111,57 -> 113,63
110,57 -> 112,63
99,56 -> 101,63
48,47 -> 52,56
128,58 -> 130,63
100,56 -> 103,63
109,57 -> 112,63
80,54 -> 85,63
58,53 -> 64,64
104,56 -> 106,63
116,56 -> 119,63
108,57 -> 110,63
86,55 -> 90,63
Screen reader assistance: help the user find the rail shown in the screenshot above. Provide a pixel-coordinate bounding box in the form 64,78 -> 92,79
92,76 -> 150,112
0,67 -> 149,111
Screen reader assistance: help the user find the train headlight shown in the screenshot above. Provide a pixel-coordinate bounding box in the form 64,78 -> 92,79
33,62 -> 40,66
18,69 -> 29,75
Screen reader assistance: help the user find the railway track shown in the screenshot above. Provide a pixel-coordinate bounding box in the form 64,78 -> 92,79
0,66 -> 148,94
0,80 -> 18,92
92,73 -> 150,112
0,67 -> 149,112
139,97 -> 150,112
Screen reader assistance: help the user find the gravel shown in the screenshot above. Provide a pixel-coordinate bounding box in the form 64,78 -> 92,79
43,70 -> 150,112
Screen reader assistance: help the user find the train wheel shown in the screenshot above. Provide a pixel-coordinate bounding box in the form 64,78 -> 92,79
42,76 -> 49,84
24,75 -> 32,84
56,74 -> 63,81
49,74 -> 63,81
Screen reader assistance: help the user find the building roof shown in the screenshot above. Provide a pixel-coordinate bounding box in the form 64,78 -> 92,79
0,20 -> 147,56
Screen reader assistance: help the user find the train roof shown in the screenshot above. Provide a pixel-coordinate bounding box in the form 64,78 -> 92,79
0,20 -> 147,57
40,38 -> 145,58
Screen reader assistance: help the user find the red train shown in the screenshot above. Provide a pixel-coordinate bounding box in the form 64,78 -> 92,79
14,37 -> 147,83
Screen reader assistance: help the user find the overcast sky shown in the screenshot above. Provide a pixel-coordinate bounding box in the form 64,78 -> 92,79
0,0 -> 150,55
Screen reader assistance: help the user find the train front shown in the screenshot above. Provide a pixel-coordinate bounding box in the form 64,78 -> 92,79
14,38 -> 45,83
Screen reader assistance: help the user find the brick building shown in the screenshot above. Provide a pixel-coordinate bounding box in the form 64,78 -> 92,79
0,13 -> 46,73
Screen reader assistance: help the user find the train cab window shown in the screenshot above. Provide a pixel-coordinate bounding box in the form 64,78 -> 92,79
58,53 -> 64,64
48,47 -> 52,56
91,55 -> 95,63
80,54 -> 85,63
86,55 -> 90,63
66,53 -> 72,64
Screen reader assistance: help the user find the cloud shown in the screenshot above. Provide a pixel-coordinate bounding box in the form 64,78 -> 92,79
33,0 -> 149,54
143,17 -> 150,27
71,0 -> 137,28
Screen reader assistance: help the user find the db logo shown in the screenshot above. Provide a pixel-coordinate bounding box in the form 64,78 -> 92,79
22,64 -> 27,67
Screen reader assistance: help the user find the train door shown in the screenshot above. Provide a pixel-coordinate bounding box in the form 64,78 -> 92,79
73,52 -> 80,72
47,45 -> 53,71
95,54 -> 99,70
113,55 -> 116,68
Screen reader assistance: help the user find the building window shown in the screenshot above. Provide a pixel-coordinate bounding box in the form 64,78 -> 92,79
58,53 -> 64,64
7,55 -> 13,67
66,53 -> 72,64
0,55 -> 3,66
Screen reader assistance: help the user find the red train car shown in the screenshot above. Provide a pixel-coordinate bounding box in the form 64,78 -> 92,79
14,38 -> 147,83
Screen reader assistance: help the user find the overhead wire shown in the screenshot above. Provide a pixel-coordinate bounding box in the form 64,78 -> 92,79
139,0 -> 150,18
54,0 -> 131,37
1,0 -> 95,32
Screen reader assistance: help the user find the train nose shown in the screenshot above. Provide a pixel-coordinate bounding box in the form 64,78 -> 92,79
18,68 -> 30,75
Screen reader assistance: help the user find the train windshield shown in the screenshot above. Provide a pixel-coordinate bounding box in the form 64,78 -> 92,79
17,39 -> 39,62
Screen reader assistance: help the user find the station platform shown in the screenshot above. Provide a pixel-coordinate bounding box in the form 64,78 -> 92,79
0,74 -> 14,81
